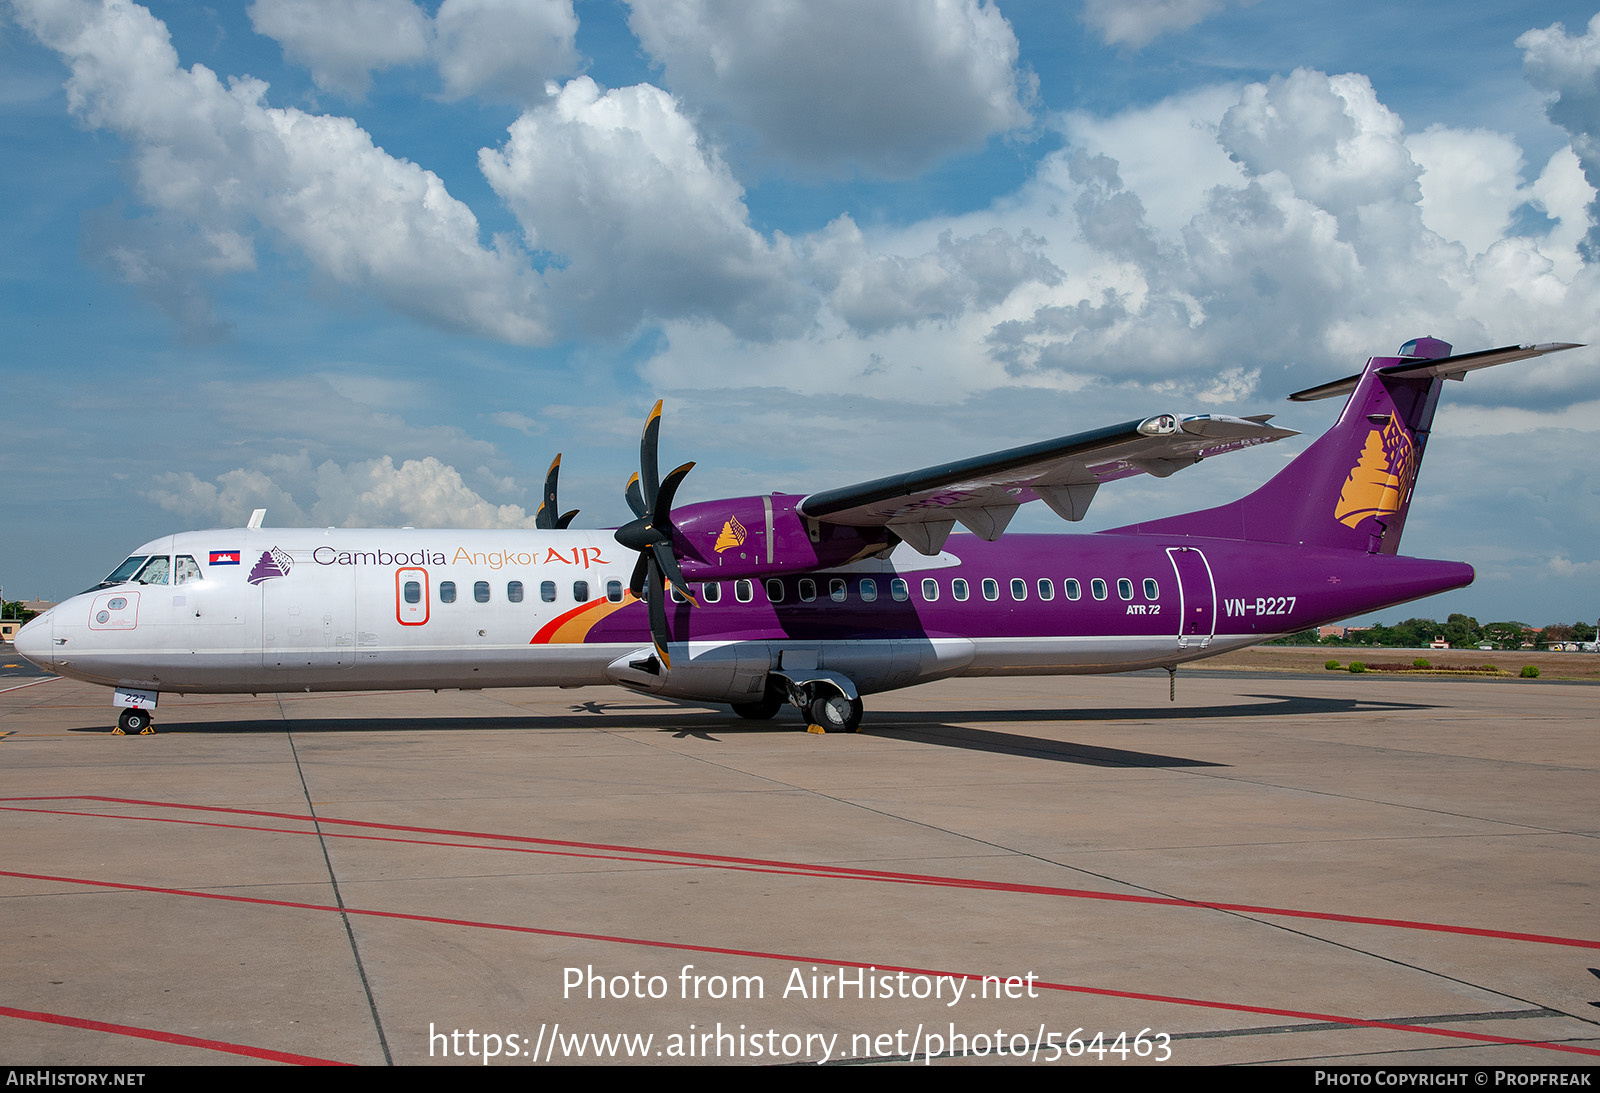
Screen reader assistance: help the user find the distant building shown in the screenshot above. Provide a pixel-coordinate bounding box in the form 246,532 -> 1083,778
1,600 -> 55,642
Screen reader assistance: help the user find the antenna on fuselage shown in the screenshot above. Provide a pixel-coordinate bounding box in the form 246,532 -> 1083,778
247,509 -> 266,529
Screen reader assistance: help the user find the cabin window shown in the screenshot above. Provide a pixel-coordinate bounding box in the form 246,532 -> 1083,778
890,577 -> 909,602
860,578 -> 878,602
702,582 -> 721,604
1117,578 -> 1133,601
766,579 -> 784,603
1091,578 -> 1107,601
830,579 -> 847,602
507,581 -> 524,603
440,581 -> 457,604
735,579 -> 753,603
1065,578 -> 1081,601
134,556 -> 171,585
104,556 -> 149,585
606,580 -> 623,603
174,556 -> 202,584
1037,578 -> 1054,601
573,580 -> 589,603
670,584 -> 689,604
404,581 -> 422,604
474,581 -> 490,603
982,578 -> 999,601
1143,578 -> 1159,599
799,579 -> 816,602
921,578 -> 939,601
952,578 -> 969,601
1010,578 -> 1027,601
541,580 -> 557,603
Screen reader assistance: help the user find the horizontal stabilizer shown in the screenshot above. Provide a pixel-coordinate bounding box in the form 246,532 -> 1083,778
1288,342 -> 1584,402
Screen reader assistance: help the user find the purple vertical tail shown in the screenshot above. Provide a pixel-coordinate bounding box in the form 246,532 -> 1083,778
1112,337 -> 1581,553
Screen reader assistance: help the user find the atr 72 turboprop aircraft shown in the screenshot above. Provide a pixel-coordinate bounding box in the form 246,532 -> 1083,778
14,337 -> 1581,734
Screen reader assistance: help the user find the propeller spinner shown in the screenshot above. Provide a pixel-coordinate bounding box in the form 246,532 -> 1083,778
613,401 -> 697,669
534,454 -> 580,530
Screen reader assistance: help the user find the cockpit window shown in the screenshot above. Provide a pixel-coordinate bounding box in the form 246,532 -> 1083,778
174,556 -> 202,584
133,556 -> 171,585
102,556 -> 148,587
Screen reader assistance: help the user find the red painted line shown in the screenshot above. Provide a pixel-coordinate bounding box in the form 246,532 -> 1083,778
4,869 -> 1595,1059
0,1004 -> 350,1065
7,795 -> 1596,952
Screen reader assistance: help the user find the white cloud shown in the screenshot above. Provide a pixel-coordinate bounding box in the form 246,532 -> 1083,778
1527,145 -> 1596,280
15,0 -> 550,344
148,467 -> 310,526
1219,70 -> 1420,221
150,456 -> 542,529
1518,13 -> 1600,258
625,0 -> 1030,175
247,0 -> 578,105
1407,126 -> 1524,258
1081,0 -> 1224,49
433,0 -> 579,105
247,0 -> 431,97
805,215 -> 1062,334
479,76 -> 807,338
639,64 -> 1600,413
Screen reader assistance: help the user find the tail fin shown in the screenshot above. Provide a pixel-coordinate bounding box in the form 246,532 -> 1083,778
1116,338 -> 1581,553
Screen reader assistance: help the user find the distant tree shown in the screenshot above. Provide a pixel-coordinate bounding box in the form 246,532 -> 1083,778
1265,629 -> 1321,645
1,601 -> 37,623
1390,618 -> 1439,647
1482,622 -> 1531,650
1442,613 -> 1481,647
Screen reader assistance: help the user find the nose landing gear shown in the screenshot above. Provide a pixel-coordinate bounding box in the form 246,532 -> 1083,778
115,708 -> 155,735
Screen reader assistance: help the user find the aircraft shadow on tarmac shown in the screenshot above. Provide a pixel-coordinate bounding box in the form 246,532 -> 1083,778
62,693 -> 1438,769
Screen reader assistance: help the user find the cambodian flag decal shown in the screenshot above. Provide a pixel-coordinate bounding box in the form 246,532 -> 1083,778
209,550 -> 241,565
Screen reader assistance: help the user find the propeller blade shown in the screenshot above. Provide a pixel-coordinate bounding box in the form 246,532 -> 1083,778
628,552 -> 650,600
640,400 -> 663,511
654,461 -> 695,525
534,454 -> 563,530
652,539 -> 689,592
556,509 -> 580,530
614,399 -> 698,672
647,561 -> 671,669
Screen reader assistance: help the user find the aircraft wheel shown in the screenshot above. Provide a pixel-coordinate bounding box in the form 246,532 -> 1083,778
117,708 -> 154,735
730,695 -> 783,720
807,694 -> 863,733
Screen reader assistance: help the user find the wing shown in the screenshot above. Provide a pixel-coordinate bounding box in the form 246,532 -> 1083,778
797,413 -> 1297,554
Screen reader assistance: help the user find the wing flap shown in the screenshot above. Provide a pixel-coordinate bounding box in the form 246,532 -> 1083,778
798,413 -> 1296,534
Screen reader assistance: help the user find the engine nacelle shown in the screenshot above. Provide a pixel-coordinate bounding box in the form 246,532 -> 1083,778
671,493 -> 889,581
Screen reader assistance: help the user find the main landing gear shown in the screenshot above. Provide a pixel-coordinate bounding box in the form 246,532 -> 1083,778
115,708 -> 155,735
731,679 -> 864,733
806,693 -> 863,734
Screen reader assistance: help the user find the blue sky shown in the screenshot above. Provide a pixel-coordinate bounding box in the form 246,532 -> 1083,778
3,0 -> 1597,629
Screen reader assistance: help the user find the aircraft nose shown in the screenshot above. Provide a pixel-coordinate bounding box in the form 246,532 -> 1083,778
12,611 -> 53,670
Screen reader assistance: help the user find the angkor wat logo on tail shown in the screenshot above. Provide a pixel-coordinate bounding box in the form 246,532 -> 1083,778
1334,417 -> 1417,529
247,546 -> 294,585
